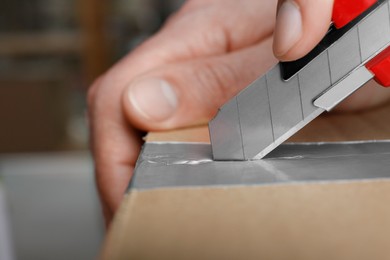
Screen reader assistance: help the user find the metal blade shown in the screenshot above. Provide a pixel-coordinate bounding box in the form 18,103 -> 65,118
209,0 -> 390,161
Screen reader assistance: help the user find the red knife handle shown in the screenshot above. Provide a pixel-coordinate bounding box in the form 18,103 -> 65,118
366,46 -> 390,87
333,0 -> 390,88
332,0 -> 377,28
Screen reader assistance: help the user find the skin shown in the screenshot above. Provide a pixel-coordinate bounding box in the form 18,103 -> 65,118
88,0 -> 390,224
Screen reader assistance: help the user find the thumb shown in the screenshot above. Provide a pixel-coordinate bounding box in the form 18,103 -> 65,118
274,0 -> 334,61
122,37 -> 277,131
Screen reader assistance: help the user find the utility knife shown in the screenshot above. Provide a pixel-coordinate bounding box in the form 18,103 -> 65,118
209,0 -> 390,161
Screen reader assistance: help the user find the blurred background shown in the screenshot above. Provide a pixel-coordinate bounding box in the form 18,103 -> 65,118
0,0 -> 184,259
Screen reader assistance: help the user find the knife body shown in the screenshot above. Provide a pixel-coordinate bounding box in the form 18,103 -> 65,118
209,0 -> 390,161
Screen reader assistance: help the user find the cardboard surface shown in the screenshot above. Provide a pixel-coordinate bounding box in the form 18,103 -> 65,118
103,102 -> 390,259
129,142 -> 390,190
104,181 -> 390,260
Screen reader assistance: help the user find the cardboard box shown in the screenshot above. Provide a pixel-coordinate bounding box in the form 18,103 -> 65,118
102,102 -> 390,260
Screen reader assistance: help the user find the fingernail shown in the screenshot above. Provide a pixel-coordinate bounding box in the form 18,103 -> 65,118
128,78 -> 178,121
274,0 -> 302,57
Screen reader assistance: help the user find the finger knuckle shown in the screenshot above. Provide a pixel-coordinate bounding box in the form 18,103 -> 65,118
207,60 -> 239,97
193,59 -> 240,111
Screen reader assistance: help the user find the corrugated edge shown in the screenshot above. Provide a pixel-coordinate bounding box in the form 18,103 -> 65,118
100,191 -> 139,260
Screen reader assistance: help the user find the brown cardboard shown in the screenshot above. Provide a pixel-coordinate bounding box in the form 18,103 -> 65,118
104,181 -> 390,260
102,102 -> 390,259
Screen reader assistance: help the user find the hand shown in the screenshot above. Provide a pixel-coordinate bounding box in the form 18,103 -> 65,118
274,0 -> 390,111
88,0 -> 279,223
89,0 -> 390,224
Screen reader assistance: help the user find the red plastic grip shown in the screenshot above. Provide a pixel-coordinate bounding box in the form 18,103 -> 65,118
332,0 -> 377,29
366,46 -> 390,87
